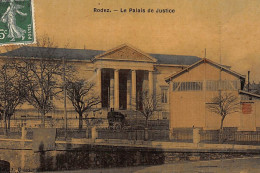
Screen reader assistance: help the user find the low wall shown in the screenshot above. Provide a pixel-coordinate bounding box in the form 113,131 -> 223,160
0,139 -> 258,172
0,139 -> 167,172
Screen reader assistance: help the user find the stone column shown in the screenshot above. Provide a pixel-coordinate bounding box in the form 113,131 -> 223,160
114,69 -> 119,110
96,68 -> 102,99
110,70 -> 114,109
127,71 -> 131,110
131,70 -> 136,110
148,71 -> 153,95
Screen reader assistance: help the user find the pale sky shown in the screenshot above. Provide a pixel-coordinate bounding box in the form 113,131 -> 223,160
5,0 -> 260,82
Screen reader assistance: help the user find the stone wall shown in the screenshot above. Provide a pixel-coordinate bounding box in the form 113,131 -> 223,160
0,139 -> 258,172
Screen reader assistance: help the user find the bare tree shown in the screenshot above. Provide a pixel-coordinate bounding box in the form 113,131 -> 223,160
0,60 -> 26,134
66,79 -> 100,129
1,35 -> 74,128
16,59 -> 63,127
206,92 -> 240,130
14,36 -> 66,127
138,90 -> 160,128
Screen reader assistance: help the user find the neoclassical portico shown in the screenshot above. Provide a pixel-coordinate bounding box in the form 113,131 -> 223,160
93,44 -> 156,110
96,68 -> 154,110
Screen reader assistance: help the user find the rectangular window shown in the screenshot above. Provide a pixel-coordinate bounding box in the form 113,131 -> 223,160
172,81 -> 203,92
206,80 -> 240,91
172,82 -> 180,91
231,80 -> 240,90
161,87 -> 168,103
206,80 -> 218,91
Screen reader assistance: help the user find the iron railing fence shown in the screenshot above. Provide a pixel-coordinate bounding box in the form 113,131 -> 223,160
1,126 -> 260,145
97,129 -> 169,141
0,118 -> 169,130
171,128 -> 193,142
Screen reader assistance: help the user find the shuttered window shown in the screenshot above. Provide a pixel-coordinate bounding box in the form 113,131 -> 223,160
172,81 -> 203,92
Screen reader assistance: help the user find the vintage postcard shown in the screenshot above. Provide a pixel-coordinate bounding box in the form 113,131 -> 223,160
0,0 -> 259,172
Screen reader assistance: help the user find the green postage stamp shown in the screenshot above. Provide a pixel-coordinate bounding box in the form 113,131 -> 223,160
0,0 -> 35,46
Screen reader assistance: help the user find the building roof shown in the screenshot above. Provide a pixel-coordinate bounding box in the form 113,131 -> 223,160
165,58 -> 246,83
239,90 -> 260,99
0,46 -> 201,65
0,46 -> 105,61
244,82 -> 260,95
150,53 -> 201,65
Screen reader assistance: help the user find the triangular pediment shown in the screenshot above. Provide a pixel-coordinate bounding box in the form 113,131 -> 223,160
93,44 -> 157,63
165,58 -> 246,83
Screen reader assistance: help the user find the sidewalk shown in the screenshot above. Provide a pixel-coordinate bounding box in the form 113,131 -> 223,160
45,166 -> 146,173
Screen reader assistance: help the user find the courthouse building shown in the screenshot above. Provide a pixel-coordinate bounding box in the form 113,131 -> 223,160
1,44 -> 259,131
0,44 -> 201,120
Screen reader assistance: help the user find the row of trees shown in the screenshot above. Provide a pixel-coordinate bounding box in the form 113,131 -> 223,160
0,57 -> 101,132
0,61 -> 25,133
0,37 -> 101,133
0,57 -> 160,131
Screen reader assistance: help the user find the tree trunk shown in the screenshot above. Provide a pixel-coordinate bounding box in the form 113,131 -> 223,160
219,116 -> 225,143
219,128 -> 224,143
145,117 -> 149,128
79,113 -> 83,130
7,116 -> 10,129
4,115 -> 7,136
220,116 -> 225,130
41,111 -> 45,128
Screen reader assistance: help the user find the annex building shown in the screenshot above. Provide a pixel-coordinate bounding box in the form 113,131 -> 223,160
0,44 -> 201,123
165,59 -> 260,131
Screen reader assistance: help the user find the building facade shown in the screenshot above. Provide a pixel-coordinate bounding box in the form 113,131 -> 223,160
165,58 -> 260,131
0,44 -> 201,121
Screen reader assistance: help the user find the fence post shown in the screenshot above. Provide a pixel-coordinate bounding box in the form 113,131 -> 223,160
169,128 -> 174,141
21,126 -> 27,140
91,126 -> 98,140
193,127 -> 200,144
21,127 -> 27,171
86,127 -> 89,139
144,128 -> 149,141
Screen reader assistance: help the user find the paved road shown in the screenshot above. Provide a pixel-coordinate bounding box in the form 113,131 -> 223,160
45,166 -> 146,173
135,157 -> 260,173
45,157 -> 260,173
